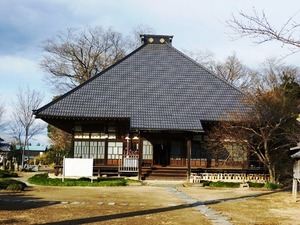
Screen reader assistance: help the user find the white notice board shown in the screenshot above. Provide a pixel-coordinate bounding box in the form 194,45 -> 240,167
63,158 -> 93,177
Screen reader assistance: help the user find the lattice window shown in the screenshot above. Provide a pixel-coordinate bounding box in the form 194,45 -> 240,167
142,140 -> 153,160
107,142 -> 123,159
74,141 -> 105,159
90,141 -> 105,159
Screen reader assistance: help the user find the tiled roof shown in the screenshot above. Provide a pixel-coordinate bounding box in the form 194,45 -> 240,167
35,36 -> 247,132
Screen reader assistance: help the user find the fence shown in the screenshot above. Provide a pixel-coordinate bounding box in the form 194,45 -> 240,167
118,155 -> 139,172
190,172 -> 269,183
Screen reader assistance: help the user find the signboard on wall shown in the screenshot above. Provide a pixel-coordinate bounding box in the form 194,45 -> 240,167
63,158 -> 93,177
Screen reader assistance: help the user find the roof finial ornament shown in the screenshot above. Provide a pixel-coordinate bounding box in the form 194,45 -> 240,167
140,34 -> 173,45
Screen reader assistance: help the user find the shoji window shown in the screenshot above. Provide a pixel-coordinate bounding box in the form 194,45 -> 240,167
142,140 -> 153,160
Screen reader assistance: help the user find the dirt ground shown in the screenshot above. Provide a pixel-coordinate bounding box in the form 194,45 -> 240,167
0,185 -> 210,225
0,172 -> 299,225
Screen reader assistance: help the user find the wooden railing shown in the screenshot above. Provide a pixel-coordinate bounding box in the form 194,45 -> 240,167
118,155 -> 139,173
190,172 -> 269,183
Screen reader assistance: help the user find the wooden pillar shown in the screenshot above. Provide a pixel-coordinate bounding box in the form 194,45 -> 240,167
187,139 -> 192,182
138,134 -> 143,180
71,133 -> 75,158
104,139 -> 108,165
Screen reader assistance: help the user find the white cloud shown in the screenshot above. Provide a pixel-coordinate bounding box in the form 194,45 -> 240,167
0,55 -> 46,93
0,55 -> 39,77
0,55 -> 51,113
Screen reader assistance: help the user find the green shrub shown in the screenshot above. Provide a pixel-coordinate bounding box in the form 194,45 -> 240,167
248,182 -> 265,188
209,181 -> 240,188
201,180 -> 212,187
28,173 -> 49,184
264,183 -> 282,189
28,173 -> 128,187
78,177 -> 91,181
199,181 -> 280,189
0,170 -> 18,178
6,183 -> 24,191
0,179 -> 27,190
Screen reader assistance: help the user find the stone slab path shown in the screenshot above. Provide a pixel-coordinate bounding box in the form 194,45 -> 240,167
168,186 -> 233,225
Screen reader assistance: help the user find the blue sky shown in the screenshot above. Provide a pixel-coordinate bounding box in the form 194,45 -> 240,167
0,0 -> 299,145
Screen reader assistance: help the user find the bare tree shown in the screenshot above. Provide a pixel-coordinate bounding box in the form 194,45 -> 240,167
186,50 -> 255,90
227,8 -> 300,55
0,100 -> 6,131
209,66 -> 300,183
184,49 -> 216,70
10,87 -> 45,167
213,52 -> 255,90
252,57 -> 300,92
127,24 -> 156,51
40,26 -> 127,94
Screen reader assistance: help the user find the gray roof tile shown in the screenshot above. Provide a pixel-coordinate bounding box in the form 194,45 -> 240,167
35,37 -> 247,132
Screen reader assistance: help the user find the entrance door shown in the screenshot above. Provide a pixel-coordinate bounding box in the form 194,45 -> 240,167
153,144 -> 170,166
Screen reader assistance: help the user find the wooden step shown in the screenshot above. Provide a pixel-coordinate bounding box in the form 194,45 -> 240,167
143,167 -> 187,180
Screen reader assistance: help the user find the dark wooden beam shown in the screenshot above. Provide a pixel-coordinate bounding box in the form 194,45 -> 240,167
187,139 -> 192,181
138,134 -> 143,180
